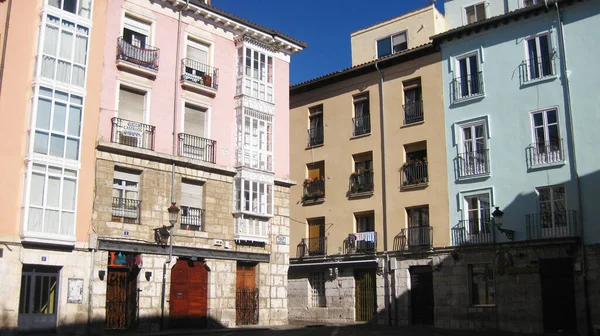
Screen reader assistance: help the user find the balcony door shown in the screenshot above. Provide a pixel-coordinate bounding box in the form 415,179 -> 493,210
123,15 -> 150,48
531,109 -> 561,165
308,218 -> 325,256
185,39 -> 210,81
537,185 -> 567,237
461,124 -> 487,175
457,54 -> 480,97
464,194 -> 491,241
407,206 -> 430,247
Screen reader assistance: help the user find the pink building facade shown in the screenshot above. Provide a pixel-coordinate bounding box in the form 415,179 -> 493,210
90,0 -> 304,332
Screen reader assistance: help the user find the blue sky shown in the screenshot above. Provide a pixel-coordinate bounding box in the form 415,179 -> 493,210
213,0 -> 444,85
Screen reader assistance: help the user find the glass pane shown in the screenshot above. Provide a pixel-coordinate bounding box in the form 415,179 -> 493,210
56,60 -> 71,83
48,166 -> 62,175
34,131 -> 49,155
60,31 -> 74,59
546,110 -> 557,124
33,163 -> 46,172
44,209 -> 60,234
475,125 -> 484,138
376,38 -> 391,58
44,25 -> 59,56
78,0 -> 92,19
55,91 -> 69,101
70,94 -> 83,105
475,3 -> 486,20
72,65 -> 85,87
60,212 -> 75,236
28,208 -> 44,232
39,87 -> 53,98
538,188 -> 550,202
36,98 -> 52,130
68,106 -> 81,136
66,138 -> 79,160
49,134 -> 65,157
46,176 -> 61,207
30,173 -> 46,207
124,190 -> 137,200
64,169 -> 77,177
533,112 -> 544,127
53,102 -> 67,132
49,0 -> 61,8
62,178 -> 76,210
466,7 -> 476,24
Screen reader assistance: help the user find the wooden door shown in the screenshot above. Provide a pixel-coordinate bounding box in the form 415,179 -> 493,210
354,269 -> 376,322
410,266 -> 434,325
106,268 -> 137,329
308,220 -> 325,255
540,258 -> 576,333
169,259 -> 208,329
236,263 -> 258,325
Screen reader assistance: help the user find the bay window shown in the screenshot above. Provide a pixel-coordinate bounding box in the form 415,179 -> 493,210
234,179 -> 273,216
237,46 -> 273,103
236,108 -> 273,172
48,0 -> 92,19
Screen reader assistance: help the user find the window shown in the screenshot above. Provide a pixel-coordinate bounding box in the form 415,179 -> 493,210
351,153 -> 374,194
525,34 -> 553,81
234,216 -> 269,242
403,79 -> 423,125
353,94 -> 370,136
356,213 -> 375,233
181,180 -> 203,231
234,179 -> 273,216
183,38 -> 215,88
304,162 -> 325,201
354,212 -> 376,252
402,146 -> 428,187
308,105 -> 324,147
112,169 -> 140,223
184,104 -> 207,138
238,47 -> 273,102
118,86 -> 145,122
48,0 -> 92,19
455,54 -> 482,99
524,0 -> 541,7
186,38 -> 209,65
307,217 -> 326,255
236,109 -> 273,171
465,3 -> 486,24
530,109 -> 562,165
464,193 -> 491,237
123,15 -> 150,48
458,123 -> 489,177
310,272 -> 326,307
469,264 -> 495,305
376,32 -> 407,58
40,14 -> 90,87
26,163 -> 78,237
33,87 -> 82,161
537,185 -> 567,230
406,206 -> 430,247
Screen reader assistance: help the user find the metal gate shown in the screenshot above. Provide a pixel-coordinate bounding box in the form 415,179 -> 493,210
236,287 -> 259,325
18,265 -> 60,331
105,268 -> 138,329
354,269 -> 376,322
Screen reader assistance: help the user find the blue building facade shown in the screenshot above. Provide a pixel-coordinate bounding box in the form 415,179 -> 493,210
434,0 -> 599,334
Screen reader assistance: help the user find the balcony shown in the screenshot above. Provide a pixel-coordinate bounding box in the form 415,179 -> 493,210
349,170 -> 374,196
181,58 -> 219,95
307,126 -> 324,147
451,219 -> 494,246
452,71 -> 484,102
296,237 -> 327,258
234,216 -> 269,244
302,177 -> 325,203
178,133 -> 216,164
526,210 -> 580,240
457,149 -> 489,178
180,206 -> 204,231
394,226 -> 433,250
401,160 -> 428,189
403,100 -> 424,125
116,37 -> 159,76
352,114 -> 371,137
111,197 -> 141,224
345,232 -> 377,253
527,139 -> 564,169
111,117 -> 156,151
521,54 -> 555,83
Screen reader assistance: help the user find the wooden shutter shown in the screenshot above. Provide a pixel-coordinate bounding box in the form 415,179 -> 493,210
118,87 -> 144,122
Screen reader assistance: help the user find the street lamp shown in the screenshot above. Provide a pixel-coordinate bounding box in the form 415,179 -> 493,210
492,206 -> 514,241
168,202 -> 180,226
154,202 -> 180,245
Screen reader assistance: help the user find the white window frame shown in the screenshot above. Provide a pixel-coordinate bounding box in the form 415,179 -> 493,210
310,271 -> 326,308
181,98 -> 211,139
457,120 -> 489,177
523,32 -> 554,81
112,170 -> 140,200
536,184 -> 568,233
47,0 -> 94,20
237,45 -> 275,103
375,31 -> 408,59
237,108 -> 273,172
233,178 -> 273,217
454,51 -> 483,99
463,1 -> 487,25
121,12 -> 154,47
185,35 -> 213,66
462,193 -> 491,237
529,107 -> 563,166
115,81 -> 151,124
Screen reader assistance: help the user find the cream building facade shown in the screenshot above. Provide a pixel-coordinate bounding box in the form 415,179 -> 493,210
288,5 -> 450,326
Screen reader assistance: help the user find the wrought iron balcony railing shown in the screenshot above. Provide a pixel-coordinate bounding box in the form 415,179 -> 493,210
180,206 -> 204,231
352,114 -> 371,136
303,178 -> 325,202
526,210 -> 580,240
451,219 -> 494,246
345,231 -> 377,253
527,139 -> 563,168
403,100 -> 424,125
521,54 -> 555,82
395,226 -> 433,250
116,37 -> 159,71
181,58 -> 219,90
349,170 -> 374,194
296,237 -> 327,257
178,133 -> 216,164
307,126 -> 324,147
452,71 -> 484,101
111,197 -> 141,224
457,149 -> 489,178
401,161 -> 428,188
111,117 -> 156,150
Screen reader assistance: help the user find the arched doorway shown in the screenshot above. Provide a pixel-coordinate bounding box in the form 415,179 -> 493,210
169,259 -> 208,328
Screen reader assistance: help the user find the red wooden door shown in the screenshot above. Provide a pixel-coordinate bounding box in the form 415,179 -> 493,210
106,268 -> 137,329
169,259 -> 208,328
236,263 -> 258,325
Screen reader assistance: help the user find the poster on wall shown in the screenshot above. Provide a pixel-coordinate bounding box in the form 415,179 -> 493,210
67,278 -> 84,304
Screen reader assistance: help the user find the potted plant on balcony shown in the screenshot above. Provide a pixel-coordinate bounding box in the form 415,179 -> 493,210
302,176 -> 325,201
402,157 -> 428,186
203,74 -> 212,87
350,167 -> 374,193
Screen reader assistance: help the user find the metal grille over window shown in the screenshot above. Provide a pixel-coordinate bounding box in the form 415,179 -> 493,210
310,272 -> 326,307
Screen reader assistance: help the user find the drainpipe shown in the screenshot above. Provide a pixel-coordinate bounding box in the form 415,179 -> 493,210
160,0 -> 188,331
374,61 -> 392,326
0,0 -> 13,97
554,3 -> 591,335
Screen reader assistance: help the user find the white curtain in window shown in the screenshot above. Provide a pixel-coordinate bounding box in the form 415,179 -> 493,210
28,208 -> 43,232
48,0 -> 60,8
61,212 -> 75,236
46,176 -> 61,208
78,0 -> 92,19
30,173 -> 45,207
56,60 -> 71,84
42,24 -> 59,79
60,30 -> 74,59
45,209 -> 60,234
62,178 -> 76,210
392,33 -> 406,46
74,34 -> 87,64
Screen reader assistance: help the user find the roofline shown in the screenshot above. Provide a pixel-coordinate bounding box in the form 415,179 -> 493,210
290,43 -> 437,95
165,0 -> 307,51
431,0 -> 583,43
350,4 -> 439,37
